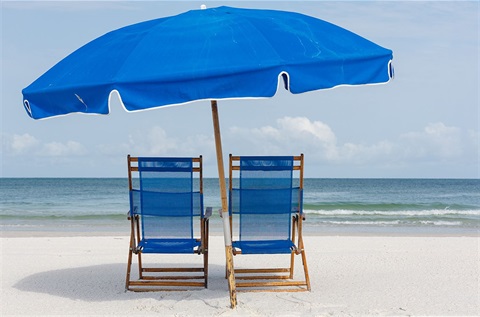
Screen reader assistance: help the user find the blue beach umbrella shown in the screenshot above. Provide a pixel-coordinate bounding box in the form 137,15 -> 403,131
23,6 -> 393,119
22,6 -> 393,307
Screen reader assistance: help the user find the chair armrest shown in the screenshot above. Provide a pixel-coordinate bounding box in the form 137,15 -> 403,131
127,206 -> 139,220
292,206 -> 306,220
204,207 -> 213,219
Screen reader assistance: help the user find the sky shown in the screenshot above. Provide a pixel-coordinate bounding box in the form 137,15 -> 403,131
1,1 -> 479,178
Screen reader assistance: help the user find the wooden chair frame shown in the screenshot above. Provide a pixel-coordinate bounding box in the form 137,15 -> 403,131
228,154 -> 311,292
125,155 -> 210,292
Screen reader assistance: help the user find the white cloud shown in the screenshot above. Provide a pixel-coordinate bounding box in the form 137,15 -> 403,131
229,116 -> 388,162
39,141 -> 87,157
278,117 -> 339,160
98,126 -> 215,158
228,117 -> 475,168
277,117 -> 336,143
147,126 -> 178,155
399,122 -> 463,159
229,116 -> 340,159
1,133 -> 87,157
10,133 -> 40,154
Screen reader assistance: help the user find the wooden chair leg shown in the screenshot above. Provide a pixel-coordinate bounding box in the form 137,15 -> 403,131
125,250 -> 133,290
203,218 -> 209,288
138,252 -> 143,279
290,215 -> 297,279
203,250 -> 208,288
125,240 -> 134,290
301,249 -> 311,291
289,251 -> 295,279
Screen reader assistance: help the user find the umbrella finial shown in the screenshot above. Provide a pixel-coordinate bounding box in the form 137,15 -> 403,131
200,4 -> 207,10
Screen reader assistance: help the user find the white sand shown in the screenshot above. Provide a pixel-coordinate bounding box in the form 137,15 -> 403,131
1,234 -> 479,316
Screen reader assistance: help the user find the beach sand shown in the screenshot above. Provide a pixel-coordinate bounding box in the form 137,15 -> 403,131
1,233 -> 478,316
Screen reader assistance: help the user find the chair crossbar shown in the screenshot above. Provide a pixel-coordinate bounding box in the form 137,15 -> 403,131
128,288 -> 191,292
231,165 -> 301,171
235,268 -> 290,274
130,167 -> 201,173
230,155 -> 303,161
142,267 -> 204,273
236,281 -> 308,288
129,281 -> 205,287
129,157 -> 202,163
142,275 -> 205,280
239,288 -> 309,293
236,275 -> 291,280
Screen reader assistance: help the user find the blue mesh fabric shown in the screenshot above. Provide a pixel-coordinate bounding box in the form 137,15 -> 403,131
233,240 -> 295,254
230,156 -> 302,254
139,238 -> 200,254
129,189 -> 141,217
130,158 -> 203,250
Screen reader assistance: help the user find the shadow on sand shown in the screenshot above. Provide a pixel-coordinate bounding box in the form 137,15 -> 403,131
14,263 -> 228,302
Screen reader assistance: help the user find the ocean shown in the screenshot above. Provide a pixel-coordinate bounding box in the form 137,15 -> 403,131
1,178 -> 479,235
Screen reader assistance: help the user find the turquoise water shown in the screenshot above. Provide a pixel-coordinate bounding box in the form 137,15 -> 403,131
1,178 -> 479,235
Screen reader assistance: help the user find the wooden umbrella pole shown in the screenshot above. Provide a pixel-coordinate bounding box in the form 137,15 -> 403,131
211,100 -> 237,308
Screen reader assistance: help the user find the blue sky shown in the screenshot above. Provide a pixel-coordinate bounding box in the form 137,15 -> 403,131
1,1 -> 478,178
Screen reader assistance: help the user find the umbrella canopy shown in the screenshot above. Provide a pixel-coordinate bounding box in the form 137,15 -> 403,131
21,6 -> 393,308
22,6 -> 393,119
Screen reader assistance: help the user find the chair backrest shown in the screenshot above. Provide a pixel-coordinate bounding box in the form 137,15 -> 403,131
128,156 -> 203,240
229,155 -> 303,242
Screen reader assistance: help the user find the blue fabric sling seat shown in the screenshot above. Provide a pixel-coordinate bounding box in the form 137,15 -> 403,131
138,238 -> 201,254
232,239 -> 295,254
125,155 -> 209,291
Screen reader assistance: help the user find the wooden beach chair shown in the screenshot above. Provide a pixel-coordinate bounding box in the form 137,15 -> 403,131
228,154 -> 311,291
125,155 -> 210,291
